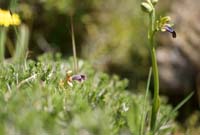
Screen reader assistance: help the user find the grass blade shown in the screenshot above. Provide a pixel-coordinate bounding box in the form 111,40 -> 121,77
70,15 -> 78,73
0,27 -> 7,63
140,67 -> 152,135
155,92 -> 194,134
13,25 -> 29,63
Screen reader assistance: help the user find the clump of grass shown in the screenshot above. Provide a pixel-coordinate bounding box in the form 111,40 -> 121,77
13,25 -> 29,63
0,53 -> 176,135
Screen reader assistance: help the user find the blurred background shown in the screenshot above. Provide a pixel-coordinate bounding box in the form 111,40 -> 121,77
0,0 -> 200,130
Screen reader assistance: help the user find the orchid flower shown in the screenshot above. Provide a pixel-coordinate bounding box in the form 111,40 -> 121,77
156,16 -> 176,38
66,70 -> 86,87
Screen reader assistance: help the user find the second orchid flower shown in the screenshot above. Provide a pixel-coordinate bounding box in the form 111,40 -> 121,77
66,70 -> 86,87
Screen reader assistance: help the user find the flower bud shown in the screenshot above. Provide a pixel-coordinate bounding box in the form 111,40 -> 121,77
161,16 -> 171,23
141,2 -> 153,13
151,0 -> 158,5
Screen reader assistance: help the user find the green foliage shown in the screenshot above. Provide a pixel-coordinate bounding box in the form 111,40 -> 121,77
7,0 -> 150,91
0,54 -> 176,135
0,1 -> 195,134
0,53 -> 128,135
0,27 -> 7,62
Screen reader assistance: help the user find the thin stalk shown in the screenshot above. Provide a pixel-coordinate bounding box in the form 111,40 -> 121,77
149,9 -> 160,133
70,15 -> 78,73
150,45 -> 160,132
0,27 -> 7,63
10,0 -> 18,11
13,25 -> 29,63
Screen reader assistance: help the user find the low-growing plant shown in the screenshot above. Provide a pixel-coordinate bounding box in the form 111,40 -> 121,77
0,53 -> 176,135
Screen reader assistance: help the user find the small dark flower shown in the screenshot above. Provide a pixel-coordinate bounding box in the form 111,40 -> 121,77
65,70 -> 86,87
72,74 -> 86,83
162,25 -> 176,38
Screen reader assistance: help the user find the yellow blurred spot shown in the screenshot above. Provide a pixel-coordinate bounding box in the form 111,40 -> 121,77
0,9 -> 21,27
67,70 -> 72,75
59,79 -> 65,87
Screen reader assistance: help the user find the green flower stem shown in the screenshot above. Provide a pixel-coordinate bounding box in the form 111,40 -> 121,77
148,9 -> 160,133
0,27 -> 7,63
150,45 -> 160,132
